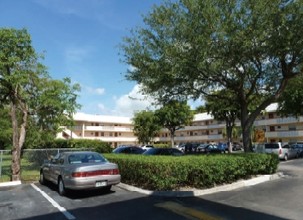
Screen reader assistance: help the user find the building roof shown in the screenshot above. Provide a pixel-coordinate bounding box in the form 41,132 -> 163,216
265,103 -> 278,113
73,103 -> 279,123
194,112 -> 214,121
73,112 -> 132,124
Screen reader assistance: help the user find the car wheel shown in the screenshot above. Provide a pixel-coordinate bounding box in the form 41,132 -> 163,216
58,177 -> 66,196
39,170 -> 46,185
284,154 -> 288,161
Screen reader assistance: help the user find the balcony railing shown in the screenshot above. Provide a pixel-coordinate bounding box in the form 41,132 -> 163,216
254,117 -> 303,126
265,130 -> 303,138
84,126 -> 133,132
84,136 -> 137,142
156,134 -> 224,142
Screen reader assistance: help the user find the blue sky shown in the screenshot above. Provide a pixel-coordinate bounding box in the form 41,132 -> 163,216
0,0 -> 202,117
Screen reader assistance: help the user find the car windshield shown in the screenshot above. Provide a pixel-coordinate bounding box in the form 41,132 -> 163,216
265,144 -> 279,149
68,153 -> 107,164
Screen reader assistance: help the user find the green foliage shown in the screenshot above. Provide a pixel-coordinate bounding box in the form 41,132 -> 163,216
105,153 -> 279,190
121,0 -> 303,151
132,110 -> 161,144
278,73 -> 303,117
0,28 -> 81,180
155,100 -> 194,146
0,107 -> 12,149
36,139 -> 112,153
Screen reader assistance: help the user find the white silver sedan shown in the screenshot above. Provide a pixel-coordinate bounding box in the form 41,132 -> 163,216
39,151 -> 121,196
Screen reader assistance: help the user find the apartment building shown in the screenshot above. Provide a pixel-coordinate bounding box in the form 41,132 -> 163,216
58,103 -> 303,147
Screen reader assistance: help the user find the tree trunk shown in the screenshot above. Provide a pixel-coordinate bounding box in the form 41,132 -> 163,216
226,121 -> 233,153
240,104 -> 254,152
10,101 -> 28,181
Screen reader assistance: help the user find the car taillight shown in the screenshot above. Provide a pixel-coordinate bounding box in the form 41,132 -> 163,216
72,169 -> 119,178
279,149 -> 282,155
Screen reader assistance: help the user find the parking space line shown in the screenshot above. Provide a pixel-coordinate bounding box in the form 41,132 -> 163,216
31,183 -> 76,220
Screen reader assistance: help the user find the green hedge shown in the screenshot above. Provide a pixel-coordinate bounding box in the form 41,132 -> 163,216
104,153 -> 279,191
39,139 -> 112,153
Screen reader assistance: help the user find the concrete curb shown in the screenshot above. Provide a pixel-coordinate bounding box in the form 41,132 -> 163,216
0,181 -> 22,187
117,172 -> 283,197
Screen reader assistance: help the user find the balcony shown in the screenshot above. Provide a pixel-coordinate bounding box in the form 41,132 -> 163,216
156,134 -> 224,142
265,130 -> 303,138
182,124 -> 226,131
84,136 -> 137,142
84,126 -> 133,132
254,117 -> 303,126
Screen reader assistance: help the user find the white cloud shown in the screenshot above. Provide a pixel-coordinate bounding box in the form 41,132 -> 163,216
93,84 -> 155,117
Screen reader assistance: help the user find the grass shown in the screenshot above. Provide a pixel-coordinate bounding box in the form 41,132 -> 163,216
0,153 -> 40,182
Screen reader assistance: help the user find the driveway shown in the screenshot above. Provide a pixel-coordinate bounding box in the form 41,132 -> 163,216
1,159 -> 303,220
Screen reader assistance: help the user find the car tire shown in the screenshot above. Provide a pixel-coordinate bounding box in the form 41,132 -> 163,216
284,154 -> 288,161
39,170 -> 46,185
58,177 -> 66,196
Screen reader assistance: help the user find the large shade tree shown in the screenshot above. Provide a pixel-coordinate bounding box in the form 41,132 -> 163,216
0,28 -> 80,180
121,0 -> 303,152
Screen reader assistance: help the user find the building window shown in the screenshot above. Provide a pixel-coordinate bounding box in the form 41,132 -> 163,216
289,125 -> 296,131
270,126 -> 275,132
95,132 -> 99,137
269,113 -> 274,119
101,132 -> 104,136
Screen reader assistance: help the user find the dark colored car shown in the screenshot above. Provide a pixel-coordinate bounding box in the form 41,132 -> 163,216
232,143 -> 243,151
196,144 -> 224,154
143,148 -> 184,156
112,146 -> 145,154
39,151 -> 121,196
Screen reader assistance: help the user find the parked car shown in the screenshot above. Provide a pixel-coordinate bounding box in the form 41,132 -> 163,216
196,144 -> 225,154
291,143 -> 303,157
264,143 -> 299,160
181,142 -> 199,153
112,146 -> 145,154
143,148 -> 184,156
39,151 -> 121,196
232,143 -> 243,151
141,145 -> 154,151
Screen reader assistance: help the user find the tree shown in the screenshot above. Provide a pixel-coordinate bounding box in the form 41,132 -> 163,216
278,73 -> 303,117
121,0 -> 303,152
155,100 -> 193,147
0,28 -> 80,180
0,107 -> 12,149
195,105 -> 207,114
205,90 -> 240,152
132,110 -> 161,145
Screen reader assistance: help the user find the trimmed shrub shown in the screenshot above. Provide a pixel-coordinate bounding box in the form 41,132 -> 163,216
39,139 -> 112,153
104,153 -> 279,191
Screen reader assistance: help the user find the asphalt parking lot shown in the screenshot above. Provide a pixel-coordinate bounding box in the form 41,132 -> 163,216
1,159 -> 303,220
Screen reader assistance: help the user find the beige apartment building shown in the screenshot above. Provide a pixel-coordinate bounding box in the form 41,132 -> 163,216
58,103 -> 303,147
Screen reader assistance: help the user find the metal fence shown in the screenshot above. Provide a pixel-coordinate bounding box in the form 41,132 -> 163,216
0,148 -> 89,182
